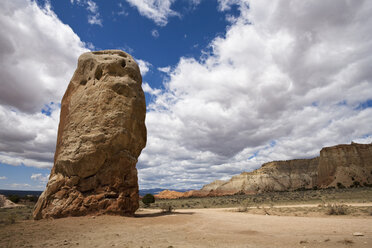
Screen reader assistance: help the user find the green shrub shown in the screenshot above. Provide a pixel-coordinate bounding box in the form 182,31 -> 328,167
8,195 -> 20,203
142,194 -> 155,207
24,195 -> 39,202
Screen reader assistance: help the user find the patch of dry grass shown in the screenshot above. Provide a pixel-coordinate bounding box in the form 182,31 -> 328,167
326,204 -> 348,215
151,187 -> 372,210
0,205 -> 33,226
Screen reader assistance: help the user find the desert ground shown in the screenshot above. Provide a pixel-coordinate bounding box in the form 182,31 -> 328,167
1,188 -> 372,248
0,207 -> 371,248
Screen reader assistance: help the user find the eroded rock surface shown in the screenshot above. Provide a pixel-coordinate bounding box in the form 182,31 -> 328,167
317,143 -> 372,187
200,143 -> 372,196
210,158 -> 319,195
34,50 -> 146,220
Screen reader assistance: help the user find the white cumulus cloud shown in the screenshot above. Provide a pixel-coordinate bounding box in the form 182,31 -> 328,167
31,173 -> 49,183
0,0 -> 89,168
70,0 -> 103,26
137,0 -> 372,189
136,59 -> 151,76
151,29 -> 159,38
126,0 -> 179,26
0,176 -> 7,180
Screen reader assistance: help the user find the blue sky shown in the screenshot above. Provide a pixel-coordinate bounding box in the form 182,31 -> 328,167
47,0 -> 237,96
1,0 -> 372,191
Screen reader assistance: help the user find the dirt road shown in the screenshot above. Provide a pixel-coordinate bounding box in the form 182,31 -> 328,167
0,208 -> 371,247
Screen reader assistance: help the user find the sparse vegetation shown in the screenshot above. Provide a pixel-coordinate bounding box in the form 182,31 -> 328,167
151,187 -> 372,210
326,204 -> 348,215
0,205 -> 34,226
7,195 -> 20,203
8,213 -> 16,224
160,204 -> 174,213
337,182 -> 345,189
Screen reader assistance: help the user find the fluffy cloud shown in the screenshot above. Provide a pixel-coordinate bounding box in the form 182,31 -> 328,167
31,173 -> 49,183
1,0 -> 372,192
70,0 -> 103,26
6,183 -> 32,189
126,0 -> 179,26
0,0 -> 88,168
137,0 -> 372,189
0,176 -> 7,180
136,59 -> 151,76
158,66 -> 171,73
151,29 -> 159,38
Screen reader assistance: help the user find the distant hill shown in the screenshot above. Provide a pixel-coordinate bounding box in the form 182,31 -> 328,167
139,188 -> 191,196
0,189 -> 43,197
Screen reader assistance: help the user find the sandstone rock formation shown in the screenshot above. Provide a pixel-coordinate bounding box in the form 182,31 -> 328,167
207,158 -> 319,195
317,143 -> 372,187
33,50 -> 146,220
0,194 -> 20,208
158,142 -> 372,198
155,190 -> 185,199
202,142 -> 372,196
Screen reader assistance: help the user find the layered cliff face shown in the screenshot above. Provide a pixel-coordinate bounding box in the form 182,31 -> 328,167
212,158 -> 319,195
157,143 -> 372,198
317,143 -> 372,187
33,50 -> 146,219
203,143 -> 372,196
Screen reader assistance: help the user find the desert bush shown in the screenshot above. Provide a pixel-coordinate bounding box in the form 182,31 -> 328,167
142,194 -> 155,207
8,195 -> 20,203
363,182 -> 372,187
24,195 -> 39,202
337,182 -> 346,189
237,206 -> 248,212
326,204 -> 348,215
262,207 -> 270,215
351,181 -> 360,188
160,204 -> 174,213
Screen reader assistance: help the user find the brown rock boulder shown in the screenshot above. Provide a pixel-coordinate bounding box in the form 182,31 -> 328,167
33,50 -> 146,220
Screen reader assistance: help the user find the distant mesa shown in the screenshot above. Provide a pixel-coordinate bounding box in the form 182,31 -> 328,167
154,190 -> 185,199
156,142 -> 372,199
33,50 -> 147,220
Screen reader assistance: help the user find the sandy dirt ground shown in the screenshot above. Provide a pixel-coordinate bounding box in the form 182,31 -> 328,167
0,207 -> 371,248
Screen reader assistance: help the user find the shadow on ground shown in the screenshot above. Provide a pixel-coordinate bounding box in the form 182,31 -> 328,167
135,211 -> 195,218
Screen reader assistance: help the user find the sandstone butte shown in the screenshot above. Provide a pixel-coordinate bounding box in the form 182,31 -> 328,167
33,50 -> 146,220
156,142 -> 372,199
154,190 -> 185,199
